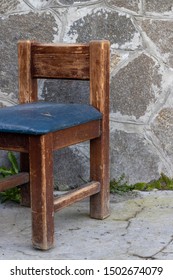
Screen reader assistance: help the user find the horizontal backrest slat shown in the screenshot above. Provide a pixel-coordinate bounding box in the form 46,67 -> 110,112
31,43 -> 90,80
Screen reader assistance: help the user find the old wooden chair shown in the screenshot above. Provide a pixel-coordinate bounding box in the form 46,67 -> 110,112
0,40 -> 110,250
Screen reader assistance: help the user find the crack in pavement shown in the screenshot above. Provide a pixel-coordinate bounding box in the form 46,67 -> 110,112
131,235 -> 173,259
17,250 -> 37,257
125,206 -> 145,231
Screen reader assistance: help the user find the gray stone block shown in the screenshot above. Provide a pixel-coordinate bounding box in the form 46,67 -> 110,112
53,143 -> 90,189
0,0 -> 19,14
152,108 -> 173,160
0,12 -> 58,98
67,7 -> 141,49
145,0 -> 173,13
107,0 -> 140,13
110,53 -> 162,119
110,130 -> 161,184
55,0 -> 96,5
42,79 -> 89,104
140,19 -> 173,67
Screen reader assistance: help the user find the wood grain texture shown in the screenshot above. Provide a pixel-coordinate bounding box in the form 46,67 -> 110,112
31,43 -> 89,80
20,153 -> 30,207
18,38 -> 39,208
54,181 -> 100,212
0,133 -> 29,152
17,39 -> 37,219
29,134 -> 54,250
18,40 -> 38,103
53,120 -> 101,150
89,40 -> 110,219
0,173 -> 29,192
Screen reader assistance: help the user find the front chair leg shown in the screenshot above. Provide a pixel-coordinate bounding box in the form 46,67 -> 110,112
29,133 -> 54,250
20,153 -> 31,207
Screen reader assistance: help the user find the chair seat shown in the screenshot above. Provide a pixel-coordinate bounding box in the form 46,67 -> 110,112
0,102 -> 102,135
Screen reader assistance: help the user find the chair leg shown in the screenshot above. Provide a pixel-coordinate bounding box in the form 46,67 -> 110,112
90,136 -> 110,219
29,134 -> 54,250
20,153 -> 31,207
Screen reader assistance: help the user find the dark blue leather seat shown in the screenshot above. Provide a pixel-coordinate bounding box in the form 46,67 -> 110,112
0,102 -> 102,135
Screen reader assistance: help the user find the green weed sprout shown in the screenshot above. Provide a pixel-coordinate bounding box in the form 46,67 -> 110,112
0,152 -> 20,203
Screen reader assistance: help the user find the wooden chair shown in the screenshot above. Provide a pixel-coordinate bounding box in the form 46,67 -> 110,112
0,40 -> 110,250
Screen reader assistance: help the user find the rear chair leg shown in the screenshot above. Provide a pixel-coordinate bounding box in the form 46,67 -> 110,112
89,40 -> 110,220
20,153 -> 30,207
29,133 -> 54,250
90,136 -> 110,219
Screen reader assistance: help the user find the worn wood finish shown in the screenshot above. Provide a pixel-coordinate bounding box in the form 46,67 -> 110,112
18,40 -> 38,206
20,153 -> 30,207
0,133 -> 29,152
0,173 -> 29,192
54,181 -> 100,212
29,134 -> 54,250
53,120 -> 101,150
32,43 -> 90,80
0,120 -> 100,153
18,41 -> 38,103
89,41 -> 110,219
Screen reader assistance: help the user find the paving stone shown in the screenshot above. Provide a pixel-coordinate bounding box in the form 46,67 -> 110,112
1,191 -> 173,259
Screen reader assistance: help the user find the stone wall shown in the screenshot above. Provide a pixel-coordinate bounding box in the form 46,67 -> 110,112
1,0 -> 173,187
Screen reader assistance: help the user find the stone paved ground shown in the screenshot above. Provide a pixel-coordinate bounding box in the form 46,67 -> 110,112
1,191 -> 173,260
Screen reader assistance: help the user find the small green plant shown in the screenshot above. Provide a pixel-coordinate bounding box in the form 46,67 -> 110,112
110,173 -> 134,193
134,173 -> 173,191
110,173 -> 173,194
0,152 -> 20,203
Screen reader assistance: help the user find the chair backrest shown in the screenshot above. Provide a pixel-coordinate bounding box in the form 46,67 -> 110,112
18,40 -> 110,115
